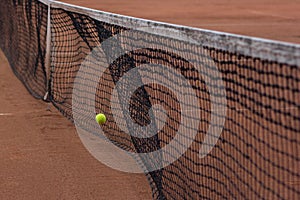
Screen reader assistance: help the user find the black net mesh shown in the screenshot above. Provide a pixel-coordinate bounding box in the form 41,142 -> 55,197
0,1 -> 299,199
49,8 -> 300,200
0,0 -> 48,98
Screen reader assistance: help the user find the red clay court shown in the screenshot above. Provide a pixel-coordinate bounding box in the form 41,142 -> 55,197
0,0 -> 299,199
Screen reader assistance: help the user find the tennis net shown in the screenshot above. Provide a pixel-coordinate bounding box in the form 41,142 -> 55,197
0,0 -> 299,199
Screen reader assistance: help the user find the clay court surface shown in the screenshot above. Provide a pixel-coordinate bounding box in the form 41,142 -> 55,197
0,0 -> 299,199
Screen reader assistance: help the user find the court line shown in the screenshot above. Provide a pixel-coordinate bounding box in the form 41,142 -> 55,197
248,10 -> 296,20
0,113 -> 13,116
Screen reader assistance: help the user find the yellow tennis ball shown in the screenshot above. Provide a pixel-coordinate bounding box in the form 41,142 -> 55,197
95,113 -> 107,125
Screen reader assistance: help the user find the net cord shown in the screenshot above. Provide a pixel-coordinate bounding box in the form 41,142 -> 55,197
48,0 -> 300,66
35,0 -> 300,98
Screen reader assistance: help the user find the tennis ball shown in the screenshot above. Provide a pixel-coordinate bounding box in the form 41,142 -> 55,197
95,113 -> 106,125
